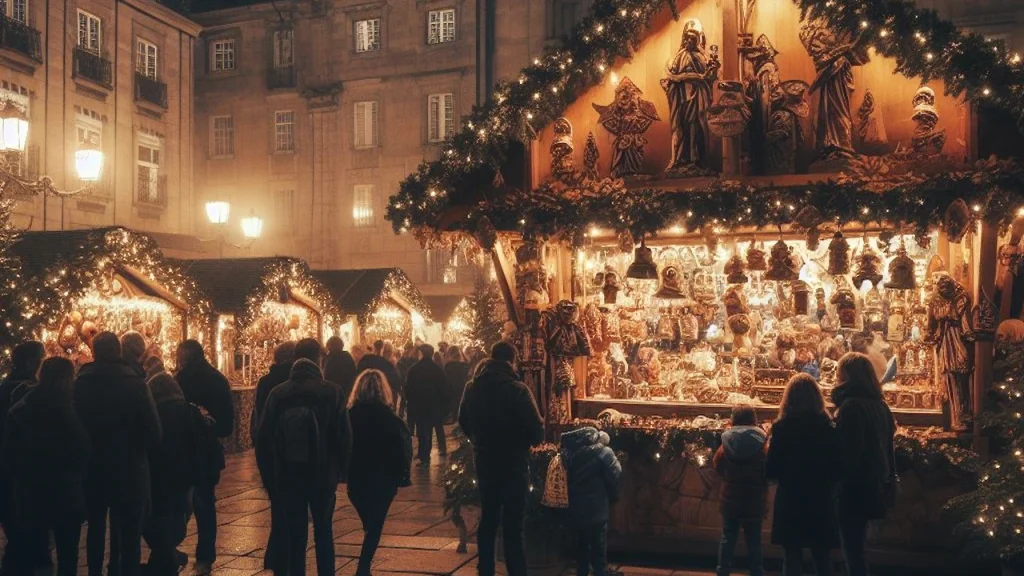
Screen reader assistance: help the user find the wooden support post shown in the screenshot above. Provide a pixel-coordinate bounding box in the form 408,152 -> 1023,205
973,221 -> 998,455
490,238 -> 523,326
720,0 -> 741,177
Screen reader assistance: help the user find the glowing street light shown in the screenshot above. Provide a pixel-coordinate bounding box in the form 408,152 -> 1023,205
205,201 -> 231,225
74,149 -> 103,182
0,102 -> 29,152
241,214 -> 263,239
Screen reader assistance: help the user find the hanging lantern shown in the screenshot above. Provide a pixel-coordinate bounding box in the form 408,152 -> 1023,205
852,245 -> 884,288
828,231 -> 850,276
746,242 -> 767,272
725,254 -> 748,284
884,243 -> 917,290
765,239 -> 798,281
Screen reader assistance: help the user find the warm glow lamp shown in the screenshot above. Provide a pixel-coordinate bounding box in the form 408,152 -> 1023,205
206,201 -> 230,225
74,149 -> 103,182
241,214 -> 263,239
0,103 -> 29,153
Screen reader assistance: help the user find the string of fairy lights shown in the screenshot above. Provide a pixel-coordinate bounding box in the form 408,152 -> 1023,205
234,258 -> 342,340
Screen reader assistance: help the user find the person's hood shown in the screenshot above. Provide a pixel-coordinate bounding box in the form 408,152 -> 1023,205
832,377 -> 883,408
721,426 -> 766,461
289,358 -> 323,381
269,361 -> 293,379
477,359 -> 517,381
77,359 -> 141,381
560,426 -> 609,461
147,371 -> 185,404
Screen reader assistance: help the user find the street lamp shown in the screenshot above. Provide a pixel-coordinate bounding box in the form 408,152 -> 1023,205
0,103 -> 28,152
74,150 -> 103,182
241,213 -> 263,239
203,200 -> 261,256
205,201 -> 231,225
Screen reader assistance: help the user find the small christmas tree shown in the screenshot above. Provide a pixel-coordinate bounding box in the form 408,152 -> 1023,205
0,194 -> 24,368
468,264 -> 505,351
945,343 -> 1024,569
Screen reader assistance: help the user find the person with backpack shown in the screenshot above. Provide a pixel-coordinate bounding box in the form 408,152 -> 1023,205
2,357 -> 90,576
142,355 -> 195,576
175,340 -> 233,576
256,338 -> 352,576
458,342 -> 544,576
559,427 -> 622,576
405,344 -> 449,465
712,406 -> 768,576
75,332 -> 162,576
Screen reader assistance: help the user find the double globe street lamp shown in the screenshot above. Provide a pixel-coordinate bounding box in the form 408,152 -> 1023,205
204,200 -> 263,257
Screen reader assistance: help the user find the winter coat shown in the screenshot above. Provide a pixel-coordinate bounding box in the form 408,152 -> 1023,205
252,361 -> 293,443
397,356 -> 416,380
405,358 -> 449,425
3,386 -> 90,526
0,371 -> 35,522
324,351 -> 357,401
833,379 -> 896,520
713,425 -> 768,520
176,357 -> 235,438
147,370 -> 195,497
458,360 -> 544,464
255,359 -> 353,494
443,360 -> 471,418
347,402 -> 411,494
358,354 -> 405,408
74,360 -> 162,506
560,427 -> 621,526
765,412 -> 842,548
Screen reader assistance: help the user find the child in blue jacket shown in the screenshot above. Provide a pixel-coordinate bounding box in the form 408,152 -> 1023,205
560,427 -> 622,576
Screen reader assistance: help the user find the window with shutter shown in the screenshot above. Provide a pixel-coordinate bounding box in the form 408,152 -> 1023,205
355,19 -> 381,53
353,101 -> 378,148
428,93 -> 454,142
136,39 -> 158,79
427,9 -> 455,44
352,185 -> 376,227
78,11 -> 101,53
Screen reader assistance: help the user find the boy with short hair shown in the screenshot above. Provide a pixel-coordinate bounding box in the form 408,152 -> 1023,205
560,427 -> 622,576
713,406 -> 768,576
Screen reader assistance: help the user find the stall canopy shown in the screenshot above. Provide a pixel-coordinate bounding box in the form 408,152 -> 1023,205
313,268 -> 432,345
1,227 -> 211,366
424,295 -> 474,346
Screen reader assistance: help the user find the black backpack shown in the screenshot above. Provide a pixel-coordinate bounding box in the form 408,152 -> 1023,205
274,397 -> 321,474
189,403 -> 225,486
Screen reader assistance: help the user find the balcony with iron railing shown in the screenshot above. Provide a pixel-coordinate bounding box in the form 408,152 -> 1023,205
136,174 -> 168,208
0,15 -> 41,63
134,73 -> 167,109
267,65 -> 296,90
73,48 -> 113,89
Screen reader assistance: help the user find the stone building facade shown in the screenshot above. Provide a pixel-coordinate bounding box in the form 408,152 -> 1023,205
3,0 -> 199,234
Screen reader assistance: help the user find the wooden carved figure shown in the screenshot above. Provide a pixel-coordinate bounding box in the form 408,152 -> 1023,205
927,274 -> 974,430
592,78 -> 660,178
663,19 -> 719,174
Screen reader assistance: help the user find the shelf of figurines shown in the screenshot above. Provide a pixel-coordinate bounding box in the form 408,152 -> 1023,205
574,229 -> 954,428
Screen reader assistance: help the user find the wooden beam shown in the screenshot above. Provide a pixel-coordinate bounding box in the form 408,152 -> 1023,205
973,220 -> 998,455
491,238 -> 523,325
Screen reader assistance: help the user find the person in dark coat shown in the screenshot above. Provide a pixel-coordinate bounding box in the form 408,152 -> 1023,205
405,344 -> 449,465
252,341 -> 296,444
443,346 -> 470,423
357,340 -> 405,411
175,340 -> 233,576
323,337 -> 357,399
346,369 -> 412,576
832,352 -> 896,576
75,332 -> 162,576
142,356 -> 195,576
560,427 -> 621,576
120,331 -> 148,377
3,357 -> 89,576
458,342 -> 544,576
396,342 -> 417,380
765,373 -> 841,576
712,406 -> 768,576
0,341 -> 45,576
256,339 -> 352,576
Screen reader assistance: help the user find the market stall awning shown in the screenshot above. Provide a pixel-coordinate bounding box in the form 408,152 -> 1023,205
424,295 -> 464,323
312,268 -> 431,323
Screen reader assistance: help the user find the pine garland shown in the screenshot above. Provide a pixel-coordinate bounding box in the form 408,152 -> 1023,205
236,258 -> 342,336
468,267 -> 505,351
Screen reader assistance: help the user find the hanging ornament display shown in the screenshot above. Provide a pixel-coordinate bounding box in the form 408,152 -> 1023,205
815,287 -> 827,321
831,286 -> 858,328
852,244 -> 884,287
765,239 -> 798,281
746,241 -> 767,272
724,254 -> 748,284
794,206 -> 823,251
885,242 -> 917,290
944,198 -> 971,243
654,265 -> 688,299
887,298 -> 907,342
827,231 -> 850,276
723,285 -> 750,317
792,280 -> 810,315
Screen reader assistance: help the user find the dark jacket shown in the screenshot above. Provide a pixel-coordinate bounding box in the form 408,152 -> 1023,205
176,357 -> 235,438
713,425 -> 768,520
443,360 -> 471,418
560,427 -> 621,526
347,402 -> 411,493
3,386 -> 90,525
0,370 -> 35,522
765,412 -> 841,548
324,351 -> 357,401
147,370 -> 195,496
406,358 -> 449,425
397,356 -> 416,380
255,359 -> 352,494
833,380 -> 896,520
74,360 -> 162,506
358,354 -> 405,408
252,361 -> 293,443
458,360 -> 544,463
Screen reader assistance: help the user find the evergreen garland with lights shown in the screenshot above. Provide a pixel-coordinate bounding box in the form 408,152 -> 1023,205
945,344 -> 1024,568
235,258 -> 342,337
356,269 -> 433,324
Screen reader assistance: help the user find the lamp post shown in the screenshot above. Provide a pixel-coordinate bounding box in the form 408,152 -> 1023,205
204,200 -> 262,257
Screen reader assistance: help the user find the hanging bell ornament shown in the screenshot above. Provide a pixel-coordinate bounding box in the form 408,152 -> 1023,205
765,239 -> 797,281
725,254 -> 748,284
884,243 -> 917,290
852,245 -> 884,288
747,242 -> 767,272
828,231 -> 850,276
944,198 -> 971,243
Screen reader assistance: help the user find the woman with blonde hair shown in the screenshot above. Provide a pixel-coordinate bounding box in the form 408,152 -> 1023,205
832,352 -> 896,576
346,370 -> 412,576
765,373 -> 841,576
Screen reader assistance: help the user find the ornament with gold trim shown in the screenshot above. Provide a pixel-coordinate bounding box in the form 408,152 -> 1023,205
827,231 -> 850,276
725,254 -> 748,284
885,242 -> 917,290
746,242 -> 767,272
852,244 -> 884,287
794,206 -> 823,251
765,239 -> 798,281
831,286 -> 858,328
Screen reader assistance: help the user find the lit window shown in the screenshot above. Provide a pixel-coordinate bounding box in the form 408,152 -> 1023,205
137,135 -> 161,203
427,9 -> 455,45
427,93 -> 454,142
353,101 -> 378,148
274,110 -> 295,152
77,10 -> 101,53
136,39 -> 158,79
273,29 -> 293,68
355,19 -> 381,53
211,39 -> 235,71
426,249 -> 457,284
3,0 -> 28,24
211,115 -> 234,158
352,184 -> 376,227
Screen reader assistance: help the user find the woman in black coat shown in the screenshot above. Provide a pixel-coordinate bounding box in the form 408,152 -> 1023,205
3,357 -> 90,576
347,369 -> 412,576
443,346 -> 470,422
766,373 -> 842,576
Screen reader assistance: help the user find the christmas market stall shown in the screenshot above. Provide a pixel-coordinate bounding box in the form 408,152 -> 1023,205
424,295 -> 474,347
2,227 -> 211,368
312,268 -> 431,347
387,0 -> 1024,566
176,257 -> 340,451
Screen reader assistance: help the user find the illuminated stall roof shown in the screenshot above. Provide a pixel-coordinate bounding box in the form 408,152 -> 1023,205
312,268 -> 432,324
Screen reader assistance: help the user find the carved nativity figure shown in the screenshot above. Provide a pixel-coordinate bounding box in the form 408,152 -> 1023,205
550,117 -> 576,181
910,86 -> 945,157
799,17 -> 870,161
662,19 -> 720,175
741,34 -> 809,174
593,78 -> 661,178
927,274 -> 974,431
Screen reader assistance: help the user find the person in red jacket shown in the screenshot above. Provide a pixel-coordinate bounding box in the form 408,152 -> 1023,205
713,406 -> 768,576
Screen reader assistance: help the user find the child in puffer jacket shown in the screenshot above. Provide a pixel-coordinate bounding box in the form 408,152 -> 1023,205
712,406 -> 768,576
560,427 -> 622,576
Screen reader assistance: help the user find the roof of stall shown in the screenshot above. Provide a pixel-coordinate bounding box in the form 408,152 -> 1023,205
312,268 -> 432,323
424,295 -> 465,322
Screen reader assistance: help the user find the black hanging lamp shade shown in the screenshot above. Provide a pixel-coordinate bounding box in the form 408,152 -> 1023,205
626,239 -> 659,280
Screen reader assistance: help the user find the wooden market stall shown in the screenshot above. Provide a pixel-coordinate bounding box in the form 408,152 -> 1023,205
384,0 -> 1024,568
313,268 -> 432,348
3,227 -> 211,370
424,295 -> 473,347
